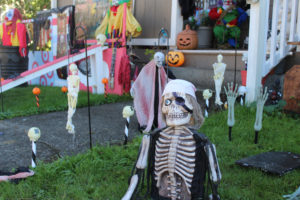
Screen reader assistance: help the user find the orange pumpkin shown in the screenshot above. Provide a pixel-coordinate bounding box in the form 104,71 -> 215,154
0,78 -> 4,82
166,51 -> 184,67
102,78 -> 108,84
61,86 -> 68,93
176,24 -> 198,50
32,87 -> 41,95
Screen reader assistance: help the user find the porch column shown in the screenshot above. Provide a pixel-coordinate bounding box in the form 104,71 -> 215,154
245,0 -> 269,103
51,0 -> 57,9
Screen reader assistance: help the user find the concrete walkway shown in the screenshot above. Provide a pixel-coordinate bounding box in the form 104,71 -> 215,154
0,101 -> 139,171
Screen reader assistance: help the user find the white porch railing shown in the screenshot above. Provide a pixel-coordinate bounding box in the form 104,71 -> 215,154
246,0 -> 300,103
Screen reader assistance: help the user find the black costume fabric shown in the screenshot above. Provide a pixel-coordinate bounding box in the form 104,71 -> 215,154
178,0 -> 196,20
147,127 -> 209,200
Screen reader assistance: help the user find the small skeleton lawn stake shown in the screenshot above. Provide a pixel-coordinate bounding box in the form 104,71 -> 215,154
225,82 -> 239,141
122,79 -> 221,200
203,89 -> 212,117
213,54 -> 226,106
66,63 -> 80,135
254,86 -> 268,144
122,106 -> 134,145
238,86 -> 247,106
27,127 -> 41,168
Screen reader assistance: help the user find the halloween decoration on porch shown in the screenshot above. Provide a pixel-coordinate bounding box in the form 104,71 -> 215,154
122,79 -> 222,200
203,89 -> 213,117
28,127 -> 41,168
0,8 -> 27,57
213,54 -> 226,106
166,51 -> 185,67
238,86 -> 247,106
176,24 -> 198,50
225,82 -> 239,141
66,63 -> 80,135
130,52 -> 168,133
208,0 -> 248,47
254,86 -> 268,144
122,105 -> 134,145
95,0 -> 142,39
32,87 -> 41,108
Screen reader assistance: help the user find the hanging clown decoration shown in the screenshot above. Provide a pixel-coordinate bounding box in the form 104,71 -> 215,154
66,63 -> 80,135
95,0 -> 141,40
208,0 -> 248,47
122,79 -> 221,200
0,8 -> 27,57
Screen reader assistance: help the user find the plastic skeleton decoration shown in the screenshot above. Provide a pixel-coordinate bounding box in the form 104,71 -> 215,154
224,82 -> 239,141
122,79 -> 221,200
66,63 -> 80,134
254,86 -> 268,144
213,54 -> 226,106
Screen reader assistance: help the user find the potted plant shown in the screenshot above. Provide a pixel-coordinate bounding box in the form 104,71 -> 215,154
197,10 -> 214,49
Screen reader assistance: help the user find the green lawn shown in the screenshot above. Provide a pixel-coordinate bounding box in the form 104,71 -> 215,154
0,104 -> 299,200
0,85 -> 131,119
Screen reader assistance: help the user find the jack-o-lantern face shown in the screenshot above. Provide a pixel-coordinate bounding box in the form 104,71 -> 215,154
176,25 -> 198,50
166,51 -> 184,67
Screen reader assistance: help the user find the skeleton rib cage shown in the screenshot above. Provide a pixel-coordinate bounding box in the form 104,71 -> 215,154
154,127 -> 196,199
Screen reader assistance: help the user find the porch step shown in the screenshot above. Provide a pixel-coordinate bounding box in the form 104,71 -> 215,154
170,66 -> 242,91
180,50 -> 246,70
132,48 -> 246,90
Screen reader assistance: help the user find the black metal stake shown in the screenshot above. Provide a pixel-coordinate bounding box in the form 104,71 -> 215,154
254,131 -> 259,144
74,26 -> 92,150
229,126 -> 232,141
234,34 -> 237,86
0,60 -> 4,112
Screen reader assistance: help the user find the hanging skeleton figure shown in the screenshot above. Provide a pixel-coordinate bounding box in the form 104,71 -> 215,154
66,63 -> 80,134
122,79 -> 221,200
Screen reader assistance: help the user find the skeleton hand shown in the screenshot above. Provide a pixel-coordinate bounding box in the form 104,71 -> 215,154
282,186 -> 300,200
224,82 -> 238,127
254,86 -> 268,131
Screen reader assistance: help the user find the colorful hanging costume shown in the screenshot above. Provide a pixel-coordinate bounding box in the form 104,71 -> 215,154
131,60 -> 167,133
95,0 -> 142,38
209,4 -> 247,47
0,9 -> 27,57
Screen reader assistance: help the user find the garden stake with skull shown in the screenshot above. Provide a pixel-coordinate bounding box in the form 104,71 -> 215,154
122,79 -> 221,200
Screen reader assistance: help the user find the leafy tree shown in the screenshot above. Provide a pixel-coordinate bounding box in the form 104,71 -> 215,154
0,0 -> 51,19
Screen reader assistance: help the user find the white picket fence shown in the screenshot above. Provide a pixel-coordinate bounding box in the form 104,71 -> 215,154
246,0 -> 300,103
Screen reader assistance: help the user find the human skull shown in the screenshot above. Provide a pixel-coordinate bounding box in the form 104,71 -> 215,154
122,106 -> 134,118
69,63 -> 78,75
217,54 -> 223,63
162,92 -> 193,127
28,127 -> 41,142
203,89 -> 213,100
96,34 -> 107,46
154,52 -> 164,68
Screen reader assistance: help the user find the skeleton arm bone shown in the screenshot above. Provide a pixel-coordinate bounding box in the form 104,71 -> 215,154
204,143 -> 222,200
122,135 -> 150,200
